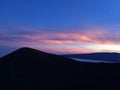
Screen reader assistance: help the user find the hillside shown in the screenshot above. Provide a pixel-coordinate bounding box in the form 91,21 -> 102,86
0,47 -> 120,89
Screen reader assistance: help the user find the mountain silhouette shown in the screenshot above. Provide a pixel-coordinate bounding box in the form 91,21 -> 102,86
1,47 -> 78,65
63,52 -> 120,63
1,47 -> 120,89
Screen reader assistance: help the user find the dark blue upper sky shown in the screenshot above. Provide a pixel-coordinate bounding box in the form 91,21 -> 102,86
1,0 -> 120,29
1,0 -> 120,56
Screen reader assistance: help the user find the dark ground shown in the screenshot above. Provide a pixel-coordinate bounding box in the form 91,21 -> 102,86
0,47 -> 120,90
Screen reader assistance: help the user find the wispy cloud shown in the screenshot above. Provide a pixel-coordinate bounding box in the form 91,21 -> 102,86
1,23 -> 120,54
1,27 -> 120,44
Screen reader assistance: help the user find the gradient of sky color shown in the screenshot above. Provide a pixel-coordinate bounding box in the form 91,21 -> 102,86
1,0 -> 120,57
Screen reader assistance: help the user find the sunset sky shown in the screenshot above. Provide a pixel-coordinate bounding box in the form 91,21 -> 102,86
1,0 -> 120,56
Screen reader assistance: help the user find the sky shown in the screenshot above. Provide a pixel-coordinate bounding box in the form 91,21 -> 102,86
1,0 -> 120,57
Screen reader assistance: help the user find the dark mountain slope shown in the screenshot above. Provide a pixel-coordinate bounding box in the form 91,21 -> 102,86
1,47 -> 79,65
0,48 -> 120,89
63,52 -> 120,62
0,47 -> 81,89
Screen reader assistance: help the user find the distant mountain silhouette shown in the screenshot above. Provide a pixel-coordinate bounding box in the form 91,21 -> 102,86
1,47 -> 120,89
63,52 -> 120,63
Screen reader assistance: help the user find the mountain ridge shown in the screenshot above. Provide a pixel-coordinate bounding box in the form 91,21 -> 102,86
63,52 -> 120,63
0,47 -> 80,66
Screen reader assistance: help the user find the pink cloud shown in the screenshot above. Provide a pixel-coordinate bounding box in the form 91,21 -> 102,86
1,24 -> 120,53
28,46 -> 92,54
1,27 -> 120,45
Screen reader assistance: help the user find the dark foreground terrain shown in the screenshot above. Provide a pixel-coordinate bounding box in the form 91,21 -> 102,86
0,47 -> 120,89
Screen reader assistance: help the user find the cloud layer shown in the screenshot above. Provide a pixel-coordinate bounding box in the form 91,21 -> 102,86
1,23 -> 120,54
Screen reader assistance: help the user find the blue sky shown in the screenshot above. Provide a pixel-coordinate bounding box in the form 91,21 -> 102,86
1,0 -> 119,29
1,0 -> 120,57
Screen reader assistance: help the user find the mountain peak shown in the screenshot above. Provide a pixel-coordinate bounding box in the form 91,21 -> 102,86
0,47 -> 78,64
12,47 -> 47,55
17,47 -> 40,52
19,47 -> 32,50
0,47 -> 47,60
